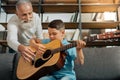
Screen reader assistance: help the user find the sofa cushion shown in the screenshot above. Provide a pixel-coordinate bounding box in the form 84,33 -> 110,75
75,47 -> 120,80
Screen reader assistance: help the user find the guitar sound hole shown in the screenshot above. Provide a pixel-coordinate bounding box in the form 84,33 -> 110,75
43,49 -> 52,59
34,50 -> 52,68
35,58 -> 46,67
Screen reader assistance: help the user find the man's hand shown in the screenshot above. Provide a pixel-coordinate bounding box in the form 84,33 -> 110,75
30,38 -> 46,55
18,44 -> 36,62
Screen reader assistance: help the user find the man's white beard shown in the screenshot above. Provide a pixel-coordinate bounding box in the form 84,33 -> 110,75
20,19 -> 34,30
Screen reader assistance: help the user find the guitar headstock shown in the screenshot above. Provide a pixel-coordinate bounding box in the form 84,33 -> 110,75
98,30 -> 120,40
83,30 -> 120,42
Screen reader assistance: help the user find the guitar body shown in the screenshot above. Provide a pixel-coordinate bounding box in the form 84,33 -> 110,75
17,40 -> 66,80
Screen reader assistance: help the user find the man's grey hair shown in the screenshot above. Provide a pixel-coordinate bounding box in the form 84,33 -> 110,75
16,0 -> 32,10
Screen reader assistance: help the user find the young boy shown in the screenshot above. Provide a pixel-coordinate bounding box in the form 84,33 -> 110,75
30,19 -> 86,80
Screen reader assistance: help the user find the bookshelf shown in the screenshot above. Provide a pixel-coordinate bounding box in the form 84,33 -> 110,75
81,3 -> 120,29
1,2 -> 120,29
0,0 -> 120,51
1,1 -> 120,29
80,0 -> 120,46
1,3 -> 119,13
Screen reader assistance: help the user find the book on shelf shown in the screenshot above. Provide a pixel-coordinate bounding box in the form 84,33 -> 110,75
73,11 -> 78,22
72,29 -> 80,40
93,12 -> 117,22
65,29 -> 75,41
70,12 -> 78,22
70,14 -> 74,22
92,13 -> 98,21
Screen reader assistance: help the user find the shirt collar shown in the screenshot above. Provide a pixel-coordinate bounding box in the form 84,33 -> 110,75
62,39 -> 69,45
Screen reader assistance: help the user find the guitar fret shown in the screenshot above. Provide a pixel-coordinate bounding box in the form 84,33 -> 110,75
114,31 -> 120,35
84,35 -> 97,42
52,42 -> 77,54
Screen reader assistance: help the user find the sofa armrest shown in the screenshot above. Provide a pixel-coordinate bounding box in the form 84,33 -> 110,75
0,53 -> 16,80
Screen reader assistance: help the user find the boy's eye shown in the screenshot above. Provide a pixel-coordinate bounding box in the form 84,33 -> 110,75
53,33 -> 57,35
49,32 -> 57,36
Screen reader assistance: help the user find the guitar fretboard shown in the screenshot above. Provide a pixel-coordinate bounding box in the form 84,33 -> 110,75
52,42 -> 77,54
51,35 -> 98,54
83,35 -> 98,42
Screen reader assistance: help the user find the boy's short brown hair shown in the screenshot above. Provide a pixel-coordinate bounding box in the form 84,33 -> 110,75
48,19 -> 65,30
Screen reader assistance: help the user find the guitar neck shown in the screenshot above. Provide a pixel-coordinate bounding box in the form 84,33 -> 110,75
83,35 -> 98,43
51,35 -> 98,54
52,42 -> 77,54
60,35 -> 97,50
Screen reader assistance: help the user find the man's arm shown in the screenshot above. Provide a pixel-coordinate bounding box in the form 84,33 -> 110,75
29,38 -> 46,54
7,22 -> 20,51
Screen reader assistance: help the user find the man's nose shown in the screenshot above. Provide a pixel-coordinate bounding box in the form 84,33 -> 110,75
26,14 -> 32,22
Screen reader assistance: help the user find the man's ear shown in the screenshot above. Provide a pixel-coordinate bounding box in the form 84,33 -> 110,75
15,11 -> 18,16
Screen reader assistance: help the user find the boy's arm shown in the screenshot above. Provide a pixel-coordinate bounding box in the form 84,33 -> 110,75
75,40 -> 86,65
75,48 -> 84,65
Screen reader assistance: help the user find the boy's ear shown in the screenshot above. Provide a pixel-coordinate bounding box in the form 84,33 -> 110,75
61,30 -> 65,34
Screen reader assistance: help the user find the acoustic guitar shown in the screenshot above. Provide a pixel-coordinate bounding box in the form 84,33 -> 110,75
16,30 -> 120,80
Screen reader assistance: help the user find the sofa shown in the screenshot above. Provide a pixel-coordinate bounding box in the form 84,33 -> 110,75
1,47 -> 120,80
